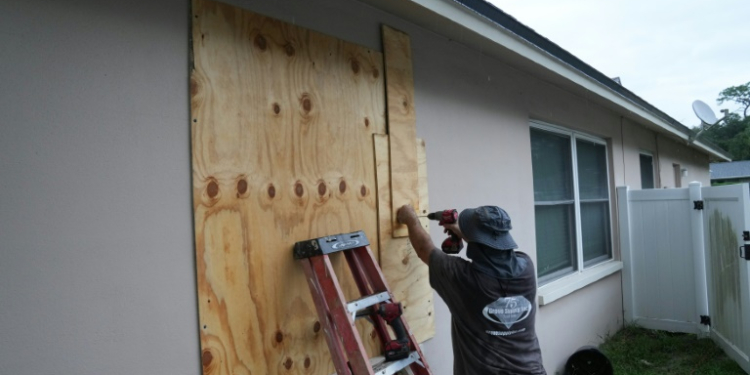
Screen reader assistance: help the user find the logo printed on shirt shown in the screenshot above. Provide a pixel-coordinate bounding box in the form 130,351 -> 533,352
482,296 -> 532,329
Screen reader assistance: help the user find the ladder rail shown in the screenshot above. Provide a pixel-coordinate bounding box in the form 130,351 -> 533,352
351,246 -> 390,292
301,258 -> 353,375
344,251 -> 392,347
295,232 -> 432,375
352,246 -> 432,375
311,255 -> 374,375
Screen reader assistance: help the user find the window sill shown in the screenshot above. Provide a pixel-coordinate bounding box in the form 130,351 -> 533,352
537,261 -> 623,306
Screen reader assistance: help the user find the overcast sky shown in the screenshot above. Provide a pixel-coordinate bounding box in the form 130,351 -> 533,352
486,0 -> 750,127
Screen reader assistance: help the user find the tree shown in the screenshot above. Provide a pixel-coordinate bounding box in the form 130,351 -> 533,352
725,125 -> 750,160
691,82 -> 750,160
717,81 -> 750,119
699,112 -> 750,160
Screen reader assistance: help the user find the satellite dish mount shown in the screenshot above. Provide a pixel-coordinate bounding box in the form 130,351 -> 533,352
689,100 -> 728,145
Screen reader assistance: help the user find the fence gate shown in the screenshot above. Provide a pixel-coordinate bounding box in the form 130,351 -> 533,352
619,182 -> 750,373
702,184 -> 750,373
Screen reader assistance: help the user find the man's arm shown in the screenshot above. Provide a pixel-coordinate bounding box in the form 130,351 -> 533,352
397,204 -> 436,265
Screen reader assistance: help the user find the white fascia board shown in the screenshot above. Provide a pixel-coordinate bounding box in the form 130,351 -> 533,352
401,0 -> 729,161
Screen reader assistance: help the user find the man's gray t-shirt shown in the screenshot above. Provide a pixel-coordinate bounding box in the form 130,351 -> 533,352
429,250 -> 546,375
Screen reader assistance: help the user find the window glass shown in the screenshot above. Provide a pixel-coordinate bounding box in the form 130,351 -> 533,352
535,204 -> 577,277
576,139 -> 612,264
531,129 -> 573,202
530,125 -> 613,283
581,201 -> 611,264
640,154 -> 654,189
576,140 -> 608,199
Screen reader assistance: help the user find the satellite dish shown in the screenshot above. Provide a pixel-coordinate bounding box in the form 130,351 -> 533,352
689,100 -> 727,145
692,100 -> 719,125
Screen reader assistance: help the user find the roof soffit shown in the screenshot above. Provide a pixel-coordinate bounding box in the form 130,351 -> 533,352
356,0 -> 731,161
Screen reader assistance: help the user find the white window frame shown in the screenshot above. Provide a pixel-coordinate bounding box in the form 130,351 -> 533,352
530,120 -> 622,305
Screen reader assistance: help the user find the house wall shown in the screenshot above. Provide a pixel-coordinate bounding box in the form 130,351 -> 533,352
0,0 -> 713,374
656,135 -> 711,188
0,0 -> 197,374
622,119 -> 661,187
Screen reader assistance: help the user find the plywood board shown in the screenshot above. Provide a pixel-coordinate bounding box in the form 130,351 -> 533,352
383,25 -> 419,238
417,138 -> 430,232
191,1 -> 385,373
374,134 -> 435,343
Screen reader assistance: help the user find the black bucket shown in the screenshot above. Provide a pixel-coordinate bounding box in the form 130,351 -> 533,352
564,346 -> 613,375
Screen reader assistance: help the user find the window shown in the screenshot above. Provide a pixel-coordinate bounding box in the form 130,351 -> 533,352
639,152 -> 655,189
673,163 -> 682,188
530,123 -> 613,285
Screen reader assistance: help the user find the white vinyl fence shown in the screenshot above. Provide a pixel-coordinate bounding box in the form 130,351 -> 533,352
617,182 -> 709,335
618,182 -> 750,374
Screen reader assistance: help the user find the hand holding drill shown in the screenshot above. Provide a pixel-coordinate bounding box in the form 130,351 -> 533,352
396,205 -> 465,258
427,209 -> 464,254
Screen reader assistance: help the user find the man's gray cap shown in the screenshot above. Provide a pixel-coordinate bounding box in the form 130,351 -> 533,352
459,206 -> 518,250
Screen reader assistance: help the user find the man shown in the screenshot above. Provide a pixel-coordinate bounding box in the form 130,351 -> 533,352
397,204 -> 546,375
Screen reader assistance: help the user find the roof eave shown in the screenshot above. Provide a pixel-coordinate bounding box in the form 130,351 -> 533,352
360,0 -> 731,161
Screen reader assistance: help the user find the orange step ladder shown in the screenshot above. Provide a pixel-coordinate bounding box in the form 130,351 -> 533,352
294,231 -> 432,375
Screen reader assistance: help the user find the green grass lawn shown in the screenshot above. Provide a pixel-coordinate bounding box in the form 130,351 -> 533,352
599,326 -> 745,375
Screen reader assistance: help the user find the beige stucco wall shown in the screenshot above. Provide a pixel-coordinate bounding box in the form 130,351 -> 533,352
0,0 -> 714,374
657,135 -> 712,188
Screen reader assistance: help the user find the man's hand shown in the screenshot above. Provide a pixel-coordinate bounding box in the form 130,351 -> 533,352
397,204 -> 419,227
442,221 -> 466,242
396,204 -> 436,265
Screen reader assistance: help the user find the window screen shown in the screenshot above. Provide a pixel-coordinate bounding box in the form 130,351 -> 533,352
530,125 -> 613,283
531,128 -> 576,278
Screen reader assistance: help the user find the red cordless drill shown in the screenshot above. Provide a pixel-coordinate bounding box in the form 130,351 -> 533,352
427,209 -> 464,254
378,302 -> 411,361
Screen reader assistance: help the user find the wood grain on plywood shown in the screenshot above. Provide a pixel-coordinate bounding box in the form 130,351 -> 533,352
417,139 -> 430,232
413,138 -> 435,340
191,0 -> 384,373
374,134 -> 435,343
383,25 -> 419,238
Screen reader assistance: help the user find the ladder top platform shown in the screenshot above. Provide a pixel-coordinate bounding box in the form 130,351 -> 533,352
293,230 -> 370,259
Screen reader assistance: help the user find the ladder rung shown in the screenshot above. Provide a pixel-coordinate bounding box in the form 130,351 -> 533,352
328,352 -> 421,375
346,291 -> 391,315
372,351 -> 421,375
